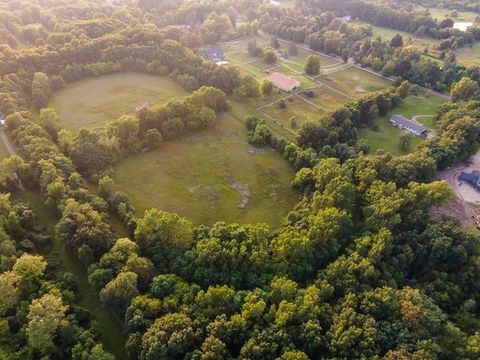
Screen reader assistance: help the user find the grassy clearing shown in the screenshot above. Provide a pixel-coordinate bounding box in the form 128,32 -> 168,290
358,93 -> 445,155
48,72 -> 188,131
276,38 -> 341,66
262,95 -> 324,129
322,66 -> 391,98
298,85 -> 352,111
11,190 -> 127,360
113,111 -> 298,228
357,21 -> 439,48
455,43 -> 480,67
248,58 -> 280,72
425,7 -> 479,22
229,98 -> 298,142
0,140 -> 9,160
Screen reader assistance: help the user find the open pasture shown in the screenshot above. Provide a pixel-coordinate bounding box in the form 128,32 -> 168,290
455,43 -> 480,67
276,38 -> 341,67
425,7 -> 479,22
261,95 -> 324,129
299,85 -> 353,111
322,66 -> 391,98
222,35 -> 395,135
113,111 -> 298,227
48,72 -> 188,131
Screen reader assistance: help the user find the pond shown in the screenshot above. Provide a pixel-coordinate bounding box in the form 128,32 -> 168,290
454,22 -> 473,32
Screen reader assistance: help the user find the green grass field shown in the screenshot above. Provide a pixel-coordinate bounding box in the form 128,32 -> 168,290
49,72 -> 188,131
455,43 -> 480,67
262,95 -> 324,128
425,7 -> 479,22
358,93 -> 445,155
113,111 -> 298,227
299,85 -> 352,111
322,66 -> 391,98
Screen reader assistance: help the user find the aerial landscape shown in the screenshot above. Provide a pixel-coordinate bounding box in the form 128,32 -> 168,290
3,0 -> 480,358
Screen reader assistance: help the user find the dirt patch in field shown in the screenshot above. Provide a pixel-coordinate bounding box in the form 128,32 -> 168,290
355,85 -> 366,93
188,185 -> 219,203
434,151 -> 480,227
231,180 -> 251,209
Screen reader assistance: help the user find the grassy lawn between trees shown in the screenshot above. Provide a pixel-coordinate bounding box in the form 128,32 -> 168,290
48,72 -> 188,130
0,140 -> 9,160
113,110 -> 299,227
358,93 -> 446,155
48,72 -> 299,227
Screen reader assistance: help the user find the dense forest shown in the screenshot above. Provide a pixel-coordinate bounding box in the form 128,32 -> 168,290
2,0 -> 480,359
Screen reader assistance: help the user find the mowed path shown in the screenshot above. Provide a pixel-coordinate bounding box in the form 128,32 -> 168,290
0,129 -> 16,155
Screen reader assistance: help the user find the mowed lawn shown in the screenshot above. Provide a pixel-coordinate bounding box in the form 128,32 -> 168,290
49,72 -> 188,130
455,44 -> 480,67
0,140 -> 9,160
299,85 -> 352,111
358,93 -> 445,155
262,95 -> 324,129
113,112 -> 298,227
322,66 -> 391,98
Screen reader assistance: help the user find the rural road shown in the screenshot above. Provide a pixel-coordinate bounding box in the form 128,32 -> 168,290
0,129 -> 15,155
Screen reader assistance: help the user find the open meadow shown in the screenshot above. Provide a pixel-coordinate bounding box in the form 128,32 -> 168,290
48,72 -> 188,130
48,71 -> 298,227
321,66 -> 390,98
113,109 -> 298,227
358,93 -> 445,155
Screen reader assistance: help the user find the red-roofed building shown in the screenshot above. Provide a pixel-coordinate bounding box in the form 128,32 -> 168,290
266,73 -> 301,92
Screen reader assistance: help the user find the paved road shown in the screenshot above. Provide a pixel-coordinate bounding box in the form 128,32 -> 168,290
0,129 -> 16,155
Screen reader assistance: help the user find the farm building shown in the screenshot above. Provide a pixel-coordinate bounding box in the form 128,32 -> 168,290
390,114 -> 427,136
266,73 -> 301,92
460,171 -> 480,191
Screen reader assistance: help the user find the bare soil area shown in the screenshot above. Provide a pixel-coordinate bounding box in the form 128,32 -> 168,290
434,151 -> 480,227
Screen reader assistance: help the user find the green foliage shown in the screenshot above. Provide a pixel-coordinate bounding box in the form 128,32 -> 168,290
450,76 -> 479,102
304,55 -> 321,75
135,209 -> 193,271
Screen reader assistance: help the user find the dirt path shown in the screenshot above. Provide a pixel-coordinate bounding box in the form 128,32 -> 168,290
412,114 -> 434,122
0,129 -> 16,155
435,151 -> 480,227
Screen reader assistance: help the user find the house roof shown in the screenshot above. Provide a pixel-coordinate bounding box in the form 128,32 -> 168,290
390,114 -> 427,133
266,73 -> 300,92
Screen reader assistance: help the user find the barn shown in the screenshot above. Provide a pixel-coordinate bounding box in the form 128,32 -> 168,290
390,114 -> 427,136
266,73 -> 301,92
